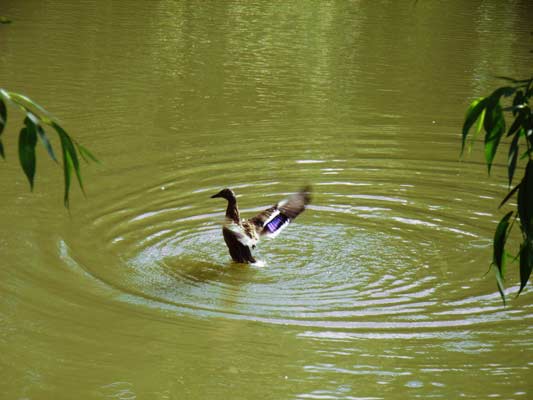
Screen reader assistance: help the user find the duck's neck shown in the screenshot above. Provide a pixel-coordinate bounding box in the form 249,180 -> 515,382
225,198 -> 240,224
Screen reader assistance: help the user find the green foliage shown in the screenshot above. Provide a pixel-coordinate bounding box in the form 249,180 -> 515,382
18,118 -> 38,190
462,76 -> 533,302
0,89 -> 98,207
0,97 -> 6,158
492,210 -> 514,305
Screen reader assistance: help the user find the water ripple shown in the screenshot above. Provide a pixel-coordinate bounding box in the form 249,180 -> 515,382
58,150 -> 527,334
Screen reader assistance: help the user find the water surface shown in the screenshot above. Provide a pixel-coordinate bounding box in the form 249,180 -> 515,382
1,1 -> 532,399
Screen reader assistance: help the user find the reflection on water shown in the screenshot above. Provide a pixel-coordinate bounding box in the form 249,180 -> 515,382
1,1 -> 533,399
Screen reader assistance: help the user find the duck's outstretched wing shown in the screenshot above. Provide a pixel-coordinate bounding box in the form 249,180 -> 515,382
249,186 -> 311,239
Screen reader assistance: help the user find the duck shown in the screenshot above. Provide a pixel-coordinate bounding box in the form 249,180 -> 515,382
210,186 -> 312,264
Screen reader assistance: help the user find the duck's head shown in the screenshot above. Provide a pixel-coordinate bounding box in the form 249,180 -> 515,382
210,188 -> 236,201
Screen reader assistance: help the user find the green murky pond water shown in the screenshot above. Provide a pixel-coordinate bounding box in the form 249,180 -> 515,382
1,1 -> 533,399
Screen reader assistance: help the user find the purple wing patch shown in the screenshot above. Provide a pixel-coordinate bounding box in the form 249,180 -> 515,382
265,214 -> 289,233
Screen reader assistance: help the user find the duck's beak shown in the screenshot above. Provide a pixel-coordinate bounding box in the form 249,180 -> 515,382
210,191 -> 222,199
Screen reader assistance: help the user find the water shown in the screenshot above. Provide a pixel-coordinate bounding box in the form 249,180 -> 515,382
1,1 -> 533,399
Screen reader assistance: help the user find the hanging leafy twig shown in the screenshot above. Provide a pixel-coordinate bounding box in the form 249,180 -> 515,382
462,76 -> 533,302
0,89 -> 98,207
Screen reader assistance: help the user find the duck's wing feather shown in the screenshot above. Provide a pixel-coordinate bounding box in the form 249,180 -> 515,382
277,185 -> 311,219
248,205 -> 278,227
261,212 -> 291,238
250,186 -> 311,239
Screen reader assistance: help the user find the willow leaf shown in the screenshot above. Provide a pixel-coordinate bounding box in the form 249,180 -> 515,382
499,182 -> 521,208
461,97 -> 487,155
0,96 -> 5,158
492,86 -> 516,98
62,142 -> 73,207
519,146 -> 531,160
18,125 -> 37,190
52,122 -> 84,197
75,142 -> 100,164
518,160 -> 533,229
467,108 -> 486,151
511,91 -> 525,116
484,103 -> 505,174
7,92 -> 55,124
507,133 -> 519,187
0,96 -> 6,135
495,76 -> 531,84
507,113 -> 524,137
526,78 -> 533,97
493,211 -> 513,276
493,264 -> 506,305
517,161 -> 533,236
36,124 -> 58,163
518,241 -> 533,295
